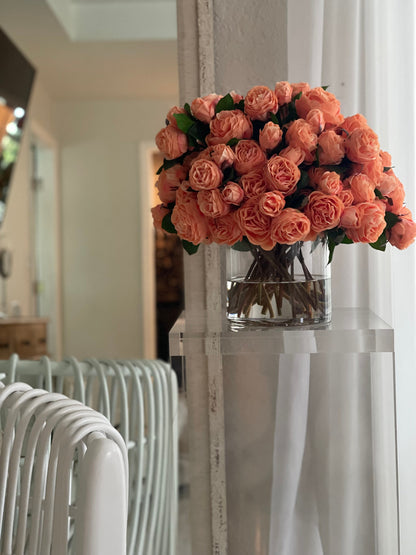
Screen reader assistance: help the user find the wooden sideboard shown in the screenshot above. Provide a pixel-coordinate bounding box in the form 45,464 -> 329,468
0,318 -> 48,359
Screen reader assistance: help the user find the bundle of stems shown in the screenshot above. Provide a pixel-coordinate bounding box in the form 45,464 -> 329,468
227,242 -> 327,322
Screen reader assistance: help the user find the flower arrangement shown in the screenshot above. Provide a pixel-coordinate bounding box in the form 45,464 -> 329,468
151,82 -> 416,323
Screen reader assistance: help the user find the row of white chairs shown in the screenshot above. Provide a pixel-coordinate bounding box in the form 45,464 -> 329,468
0,355 -> 179,555
0,381 -> 128,555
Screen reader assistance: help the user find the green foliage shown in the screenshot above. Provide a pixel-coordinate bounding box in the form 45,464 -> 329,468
161,213 -> 177,234
235,99 -> 245,111
174,113 -> 195,134
182,240 -> 199,255
227,138 -> 240,147
370,231 -> 387,251
269,112 -> 280,125
184,103 -> 192,115
231,237 -> 251,251
326,228 -> 350,264
215,93 -> 234,113
156,154 -> 187,175
384,211 -> 401,230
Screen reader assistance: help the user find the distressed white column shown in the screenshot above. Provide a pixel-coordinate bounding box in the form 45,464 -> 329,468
176,2 -> 288,553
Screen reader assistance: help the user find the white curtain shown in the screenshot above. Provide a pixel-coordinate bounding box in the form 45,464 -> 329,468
267,1 -> 416,553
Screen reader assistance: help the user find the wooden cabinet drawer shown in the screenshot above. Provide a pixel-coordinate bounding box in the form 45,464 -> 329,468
0,328 -> 12,358
0,320 -> 48,359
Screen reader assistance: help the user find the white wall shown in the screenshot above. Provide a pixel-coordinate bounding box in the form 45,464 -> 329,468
56,98 -> 177,359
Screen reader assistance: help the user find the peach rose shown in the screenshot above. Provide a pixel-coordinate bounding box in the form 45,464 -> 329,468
166,105 -> 187,127
388,218 -> 416,250
230,90 -> 244,103
344,202 -> 386,243
259,191 -> 285,217
341,114 -> 368,134
306,108 -> 325,134
279,146 -> 306,166
210,144 -> 235,169
206,213 -> 243,245
234,196 -> 275,250
378,174 -> 398,196
193,145 -> 235,169
244,85 -> 278,121
350,173 -> 376,203
385,179 -> 405,213
285,119 -> 318,163
338,188 -> 354,207
291,82 -> 310,98
270,208 -> 311,245
240,169 -> 268,198
207,110 -> 253,145
397,206 -> 413,220
275,81 -> 293,105
222,182 -> 245,205
189,159 -> 223,190
340,205 -> 361,229
233,139 -> 267,175
304,191 -> 344,232
171,195 -> 209,245
197,189 -> 230,218
264,155 -> 301,196
354,155 -> 384,183
345,127 -> 380,163
155,125 -> 188,160
317,171 -> 343,195
259,122 -> 283,151
295,87 -> 343,127
380,150 -> 392,170
151,204 -> 170,231
190,93 -> 222,123
182,152 -> 198,172
318,130 -> 345,165
156,164 -> 187,203
308,167 -> 326,187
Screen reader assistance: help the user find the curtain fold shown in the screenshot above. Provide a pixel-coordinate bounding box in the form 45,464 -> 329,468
274,1 -> 416,553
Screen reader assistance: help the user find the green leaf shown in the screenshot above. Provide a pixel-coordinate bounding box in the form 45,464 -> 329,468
297,170 -> 310,191
182,240 -> 199,255
227,138 -> 240,147
222,166 -> 237,183
321,85 -> 329,91
215,93 -> 234,113
156,154 -> 187,174
234,99 -> 245,111
231,237 -> 251,251
341,236 -> 353,245
327,238 -> 337,264
384,211 -> 401,230
293,92 -> 302,101
383,166 -> 393,172
187,120 -> 210,144
374,188 -> 384,200
161,213 -> 177,234
184,102 -> 192,115
370,231 -> 387,251
269,112 -> 280,125
173,113 -> 195,134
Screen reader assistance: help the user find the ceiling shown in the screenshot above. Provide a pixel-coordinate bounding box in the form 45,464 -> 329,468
0,0 -> 179,100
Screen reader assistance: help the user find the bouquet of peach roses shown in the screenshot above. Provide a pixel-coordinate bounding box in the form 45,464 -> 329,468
152,82 -> 416,323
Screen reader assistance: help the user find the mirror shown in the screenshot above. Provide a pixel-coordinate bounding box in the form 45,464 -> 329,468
0,27 -> 35,226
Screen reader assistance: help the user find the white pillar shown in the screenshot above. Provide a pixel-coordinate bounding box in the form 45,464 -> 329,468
176,3 -> 288,553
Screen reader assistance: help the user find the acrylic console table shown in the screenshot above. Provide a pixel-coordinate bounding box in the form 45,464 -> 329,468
170,308 -> 399,555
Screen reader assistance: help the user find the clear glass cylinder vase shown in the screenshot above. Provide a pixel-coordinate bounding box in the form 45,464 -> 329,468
226,241 -> 331,326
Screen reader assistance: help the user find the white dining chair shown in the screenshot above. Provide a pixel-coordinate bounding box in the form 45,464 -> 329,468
0,355 -> 179,555
0,381 -> 128,555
